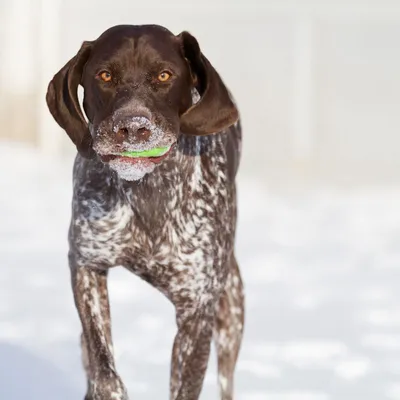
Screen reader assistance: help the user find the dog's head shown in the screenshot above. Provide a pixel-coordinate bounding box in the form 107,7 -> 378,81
46,25 -> 238,181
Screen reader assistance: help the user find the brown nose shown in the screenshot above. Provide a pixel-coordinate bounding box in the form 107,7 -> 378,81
113,118 -> 152,143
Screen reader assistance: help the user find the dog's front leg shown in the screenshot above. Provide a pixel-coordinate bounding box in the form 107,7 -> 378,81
70,263 -> 128,400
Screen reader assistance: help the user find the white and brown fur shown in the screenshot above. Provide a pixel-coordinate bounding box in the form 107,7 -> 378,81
46,24 -> 245,400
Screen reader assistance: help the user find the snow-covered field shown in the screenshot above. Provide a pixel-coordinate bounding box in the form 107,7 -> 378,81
1,142 -> 400,400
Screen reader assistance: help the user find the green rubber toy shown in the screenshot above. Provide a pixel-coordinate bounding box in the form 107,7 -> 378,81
120,146 -> 170,158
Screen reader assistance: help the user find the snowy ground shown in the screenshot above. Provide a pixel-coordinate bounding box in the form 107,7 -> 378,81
1,142 -> 400,400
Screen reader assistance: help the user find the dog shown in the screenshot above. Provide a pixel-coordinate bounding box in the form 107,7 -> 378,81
46,24 -> 244,400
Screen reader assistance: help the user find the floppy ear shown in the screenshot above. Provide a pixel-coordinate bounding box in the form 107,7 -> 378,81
178,31 -> 239,136
46,41 -> 95,158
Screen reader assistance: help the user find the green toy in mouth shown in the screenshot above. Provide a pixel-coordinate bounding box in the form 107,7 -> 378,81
119,145 -> 171,158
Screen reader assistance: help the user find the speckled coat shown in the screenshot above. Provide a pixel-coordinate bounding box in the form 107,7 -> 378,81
46,24 -> 245,400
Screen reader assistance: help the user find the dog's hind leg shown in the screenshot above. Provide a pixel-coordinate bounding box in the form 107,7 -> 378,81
169,299 -> 215,400
70,264 -> 127,400
213,255 -> 245,400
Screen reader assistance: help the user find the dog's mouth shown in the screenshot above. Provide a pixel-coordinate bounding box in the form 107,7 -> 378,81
100,144 -> 174,164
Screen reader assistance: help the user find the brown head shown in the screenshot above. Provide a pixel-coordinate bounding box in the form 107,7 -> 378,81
46,24 -> 238,180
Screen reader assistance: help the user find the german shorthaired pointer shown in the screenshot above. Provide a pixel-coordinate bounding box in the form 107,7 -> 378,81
46,24 -> 244,400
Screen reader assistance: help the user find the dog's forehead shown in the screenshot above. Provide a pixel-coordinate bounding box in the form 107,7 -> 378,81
91,24 -> 180,63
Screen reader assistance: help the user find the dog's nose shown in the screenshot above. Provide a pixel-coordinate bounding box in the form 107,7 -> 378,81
114,117 -> 152,143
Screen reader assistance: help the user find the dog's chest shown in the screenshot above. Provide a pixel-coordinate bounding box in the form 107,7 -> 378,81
72,138 -> 235,273
127,156 -> 233,269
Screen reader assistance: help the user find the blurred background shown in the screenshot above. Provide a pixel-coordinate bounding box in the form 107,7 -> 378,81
1,0 -> 400,399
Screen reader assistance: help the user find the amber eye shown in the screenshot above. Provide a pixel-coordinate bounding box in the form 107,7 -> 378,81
99,71 -> 112,82
158,71 -> 171,82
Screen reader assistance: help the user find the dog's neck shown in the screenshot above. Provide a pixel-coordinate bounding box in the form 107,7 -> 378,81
103,134 -> 221,235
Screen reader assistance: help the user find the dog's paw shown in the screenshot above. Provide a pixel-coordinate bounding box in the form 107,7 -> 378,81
89,371 -> 129,400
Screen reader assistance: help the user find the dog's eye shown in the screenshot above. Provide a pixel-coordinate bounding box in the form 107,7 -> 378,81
99,71 -> 112,82
158,71 -> 171,82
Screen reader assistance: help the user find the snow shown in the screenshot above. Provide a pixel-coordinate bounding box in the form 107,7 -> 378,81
1,141 -> 400,399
